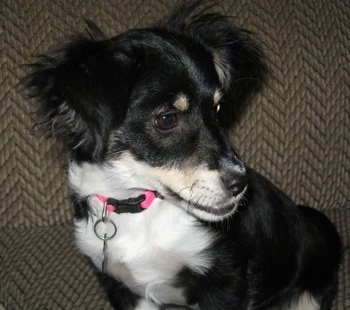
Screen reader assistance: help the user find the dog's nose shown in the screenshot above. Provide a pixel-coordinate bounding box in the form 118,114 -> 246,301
222,172 -> 248,196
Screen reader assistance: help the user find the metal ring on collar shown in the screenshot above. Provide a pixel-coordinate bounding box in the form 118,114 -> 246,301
93,218 -> 117,240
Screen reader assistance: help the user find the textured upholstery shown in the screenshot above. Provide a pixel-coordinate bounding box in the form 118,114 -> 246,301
0,0 -> 349,309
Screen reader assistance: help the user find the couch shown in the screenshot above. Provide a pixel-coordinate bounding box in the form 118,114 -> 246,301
1,0 -> 349,309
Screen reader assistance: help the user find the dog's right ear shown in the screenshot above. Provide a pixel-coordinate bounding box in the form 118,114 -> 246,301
161,1 -> 268,129
22,28 -> 139,161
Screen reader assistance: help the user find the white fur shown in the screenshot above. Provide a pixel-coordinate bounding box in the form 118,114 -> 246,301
268,292 -> 320,310
288,292 -> 320,310
135,299 -> 158,310
70,158 -> 217,306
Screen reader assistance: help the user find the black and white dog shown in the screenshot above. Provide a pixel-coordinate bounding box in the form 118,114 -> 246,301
24,1 -> 341,309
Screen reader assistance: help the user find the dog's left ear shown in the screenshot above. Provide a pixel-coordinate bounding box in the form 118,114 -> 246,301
164,7 -> 268,128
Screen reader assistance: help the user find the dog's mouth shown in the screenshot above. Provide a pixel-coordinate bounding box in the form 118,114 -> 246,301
162,186 -> 245,218
188,201 -> 236,216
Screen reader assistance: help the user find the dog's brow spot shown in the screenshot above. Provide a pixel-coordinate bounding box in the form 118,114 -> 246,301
214,89 -> 223,105
173,94 -> 189,112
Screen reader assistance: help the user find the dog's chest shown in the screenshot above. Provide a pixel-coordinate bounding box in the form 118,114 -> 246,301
74,198 -> 215,305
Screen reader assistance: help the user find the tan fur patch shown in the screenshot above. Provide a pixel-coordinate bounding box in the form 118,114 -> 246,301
214,89 -> 223,105
173,94 -> 189,111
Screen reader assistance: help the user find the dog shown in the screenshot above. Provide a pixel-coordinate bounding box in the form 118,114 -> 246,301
23,1 -> 341,309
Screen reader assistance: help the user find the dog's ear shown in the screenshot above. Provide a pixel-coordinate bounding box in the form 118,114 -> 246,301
206,18 -> 267,128
22,25 -> 139,161
190,15 -> 267,128
163,4 -> 267,128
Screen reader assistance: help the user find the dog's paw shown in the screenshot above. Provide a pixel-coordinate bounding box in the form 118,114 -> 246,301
136,301 -> 193,310
160,305 -> 194,310
135,299 -> 159,310
135,299 -> 195,310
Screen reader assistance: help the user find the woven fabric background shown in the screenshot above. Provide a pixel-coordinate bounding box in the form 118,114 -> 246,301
0,0 -> 349,309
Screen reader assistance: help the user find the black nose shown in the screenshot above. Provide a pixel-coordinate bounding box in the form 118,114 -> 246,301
222,171 -> 248,196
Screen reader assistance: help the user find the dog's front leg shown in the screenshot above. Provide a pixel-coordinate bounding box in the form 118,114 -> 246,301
97,273 -> 154,310
136,301 -> 193,310
98,273 -> 194,310
125,299 -> 193,310
160,306 -> 194,310
134,299 -> 160,310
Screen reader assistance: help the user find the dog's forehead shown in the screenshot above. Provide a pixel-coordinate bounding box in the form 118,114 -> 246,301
122,32 -> 223,112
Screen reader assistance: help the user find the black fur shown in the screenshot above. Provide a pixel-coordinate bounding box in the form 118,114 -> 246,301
23,1 -> 341,309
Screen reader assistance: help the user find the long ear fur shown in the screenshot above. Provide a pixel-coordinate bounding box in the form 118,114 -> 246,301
161,1 -> 267,128
22,24 -> 138,161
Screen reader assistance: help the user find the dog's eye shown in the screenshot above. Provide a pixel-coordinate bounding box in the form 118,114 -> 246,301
155,113 -> 178,131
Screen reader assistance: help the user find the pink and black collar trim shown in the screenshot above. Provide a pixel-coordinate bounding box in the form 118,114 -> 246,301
96,191 -> 158,214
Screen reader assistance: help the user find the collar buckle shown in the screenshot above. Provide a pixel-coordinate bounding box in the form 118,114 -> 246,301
107,194 -> 147,214
96,191 -> 158,214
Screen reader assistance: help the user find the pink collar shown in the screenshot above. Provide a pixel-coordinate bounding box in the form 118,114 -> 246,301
96,191 -> 158,214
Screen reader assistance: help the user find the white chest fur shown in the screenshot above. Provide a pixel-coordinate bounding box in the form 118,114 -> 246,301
71,163 -> 216,306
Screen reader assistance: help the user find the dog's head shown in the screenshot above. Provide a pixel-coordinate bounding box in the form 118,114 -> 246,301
23,3 -> 266,221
